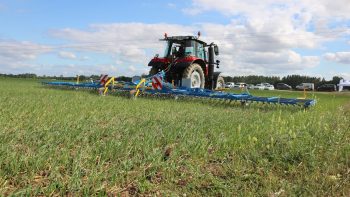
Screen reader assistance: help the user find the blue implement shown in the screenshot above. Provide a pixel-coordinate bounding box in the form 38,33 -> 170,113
42,71 -> 316,108
139,86 -> 316,108
42,81 -> 103,88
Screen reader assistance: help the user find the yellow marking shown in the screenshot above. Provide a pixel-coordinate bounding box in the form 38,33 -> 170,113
134,78 -> 146,98
135,89 -> 140,97
136,78 -> 146,89
103,77 -> 115,96
298,88 -> 307,99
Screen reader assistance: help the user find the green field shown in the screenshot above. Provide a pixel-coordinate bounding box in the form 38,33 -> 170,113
0,77 -> 349,196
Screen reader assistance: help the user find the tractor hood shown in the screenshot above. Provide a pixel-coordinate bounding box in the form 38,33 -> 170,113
148,56 -> 200,68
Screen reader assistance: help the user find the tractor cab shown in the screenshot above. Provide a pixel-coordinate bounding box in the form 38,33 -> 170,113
161,36 -> 206,60
148,34 -> 224,90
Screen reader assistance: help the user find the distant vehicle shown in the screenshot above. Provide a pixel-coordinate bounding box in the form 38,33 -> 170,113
247,84 -> 255,89
317,84 -> 336,91
225,82 -> 235,88
338,79 -> 350,91
254,84 -> 265,90
234,82 -> 247,89
275,83 -> 292,90
296,83 -> 315,91
264,84 -> 275,90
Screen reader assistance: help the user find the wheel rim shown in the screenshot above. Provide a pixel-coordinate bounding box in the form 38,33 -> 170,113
190,70 -> 201,88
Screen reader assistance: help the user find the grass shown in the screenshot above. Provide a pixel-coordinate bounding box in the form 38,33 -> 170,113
0,77 -> 349,196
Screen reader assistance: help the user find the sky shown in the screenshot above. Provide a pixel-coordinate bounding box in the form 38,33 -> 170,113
0,0 -> 349,79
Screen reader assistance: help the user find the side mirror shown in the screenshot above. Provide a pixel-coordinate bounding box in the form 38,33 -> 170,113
214,45 -> 219,55
155,54 -> 159,58
216,60 -> 220,68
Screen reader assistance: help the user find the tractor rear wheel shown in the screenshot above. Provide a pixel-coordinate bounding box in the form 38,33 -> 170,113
215,76 -> 225,90
182,63 -> 205,88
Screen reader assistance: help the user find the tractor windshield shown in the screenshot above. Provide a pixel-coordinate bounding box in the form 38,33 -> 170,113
163,40 -> 199,58
184,41 -> 194,56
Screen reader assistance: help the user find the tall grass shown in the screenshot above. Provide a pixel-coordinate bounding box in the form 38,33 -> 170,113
0,77 -> 349,196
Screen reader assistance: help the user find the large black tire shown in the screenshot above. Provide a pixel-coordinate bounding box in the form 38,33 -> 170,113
149,67 -> 159,76
182,63 -> 205,88
215,76 -> 225,90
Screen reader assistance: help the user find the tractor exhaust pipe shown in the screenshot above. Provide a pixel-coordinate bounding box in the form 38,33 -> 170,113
208,44 -> 215,89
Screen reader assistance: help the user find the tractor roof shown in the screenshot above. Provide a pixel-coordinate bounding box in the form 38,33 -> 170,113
160,36 -> 207,46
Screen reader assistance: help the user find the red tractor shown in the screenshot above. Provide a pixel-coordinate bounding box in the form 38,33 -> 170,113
148,34 -> 224,90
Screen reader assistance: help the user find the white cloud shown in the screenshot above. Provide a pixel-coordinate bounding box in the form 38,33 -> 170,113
197,21 -> 321,75
185,0 -> 350,41
185,0 -> 350,19
128,65 -> 136,72
50,23 -> 196,66
58,51 -> 77,59
328,70 -> 350,80
0,40 -> 51,74
167,3 -> 176,8
324,52 -> 350,64
0,20 -> 325,76
46,21 -> 326,76
47,23 -> 197,75
4,0 -> 349,76
340,73 -> 350,79
27,64 -> 119,77
80,56 -> 89,61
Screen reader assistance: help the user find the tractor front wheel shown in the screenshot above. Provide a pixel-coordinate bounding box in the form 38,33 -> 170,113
182,63 -> 205,88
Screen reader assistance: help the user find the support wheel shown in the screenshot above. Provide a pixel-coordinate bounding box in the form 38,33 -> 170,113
215,76 -> 225,90
182,63 -> 205,88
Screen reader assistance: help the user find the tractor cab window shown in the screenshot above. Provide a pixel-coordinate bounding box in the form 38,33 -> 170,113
172,44 -> 185,57
196,43 -> 205,59
163,40 -> 204,58
184,40 -> 205,59
163,42 -> 170,57
164,41 -> 186,57
184,40 -> 195,56
184,46 -> 194,56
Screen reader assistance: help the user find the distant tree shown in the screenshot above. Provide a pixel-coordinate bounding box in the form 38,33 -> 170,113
281,75 -> 322,88
116,76 -> 132,82
330,76 -> 342,85
141,73 -> 149,78
90,75 -> 100,80
224,75 -> 281,85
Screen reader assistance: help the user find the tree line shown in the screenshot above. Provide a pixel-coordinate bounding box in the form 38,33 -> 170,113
223,75 -> 343,88
0,73 -> 343,88
0,73 -> 133,82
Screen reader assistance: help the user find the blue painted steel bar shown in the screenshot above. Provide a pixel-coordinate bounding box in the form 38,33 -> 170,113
42,81 -> 102,88
42,78 -> 316,108
140,86 -> 316,108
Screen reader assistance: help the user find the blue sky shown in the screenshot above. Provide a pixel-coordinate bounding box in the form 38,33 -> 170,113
0,0 -> 349,79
